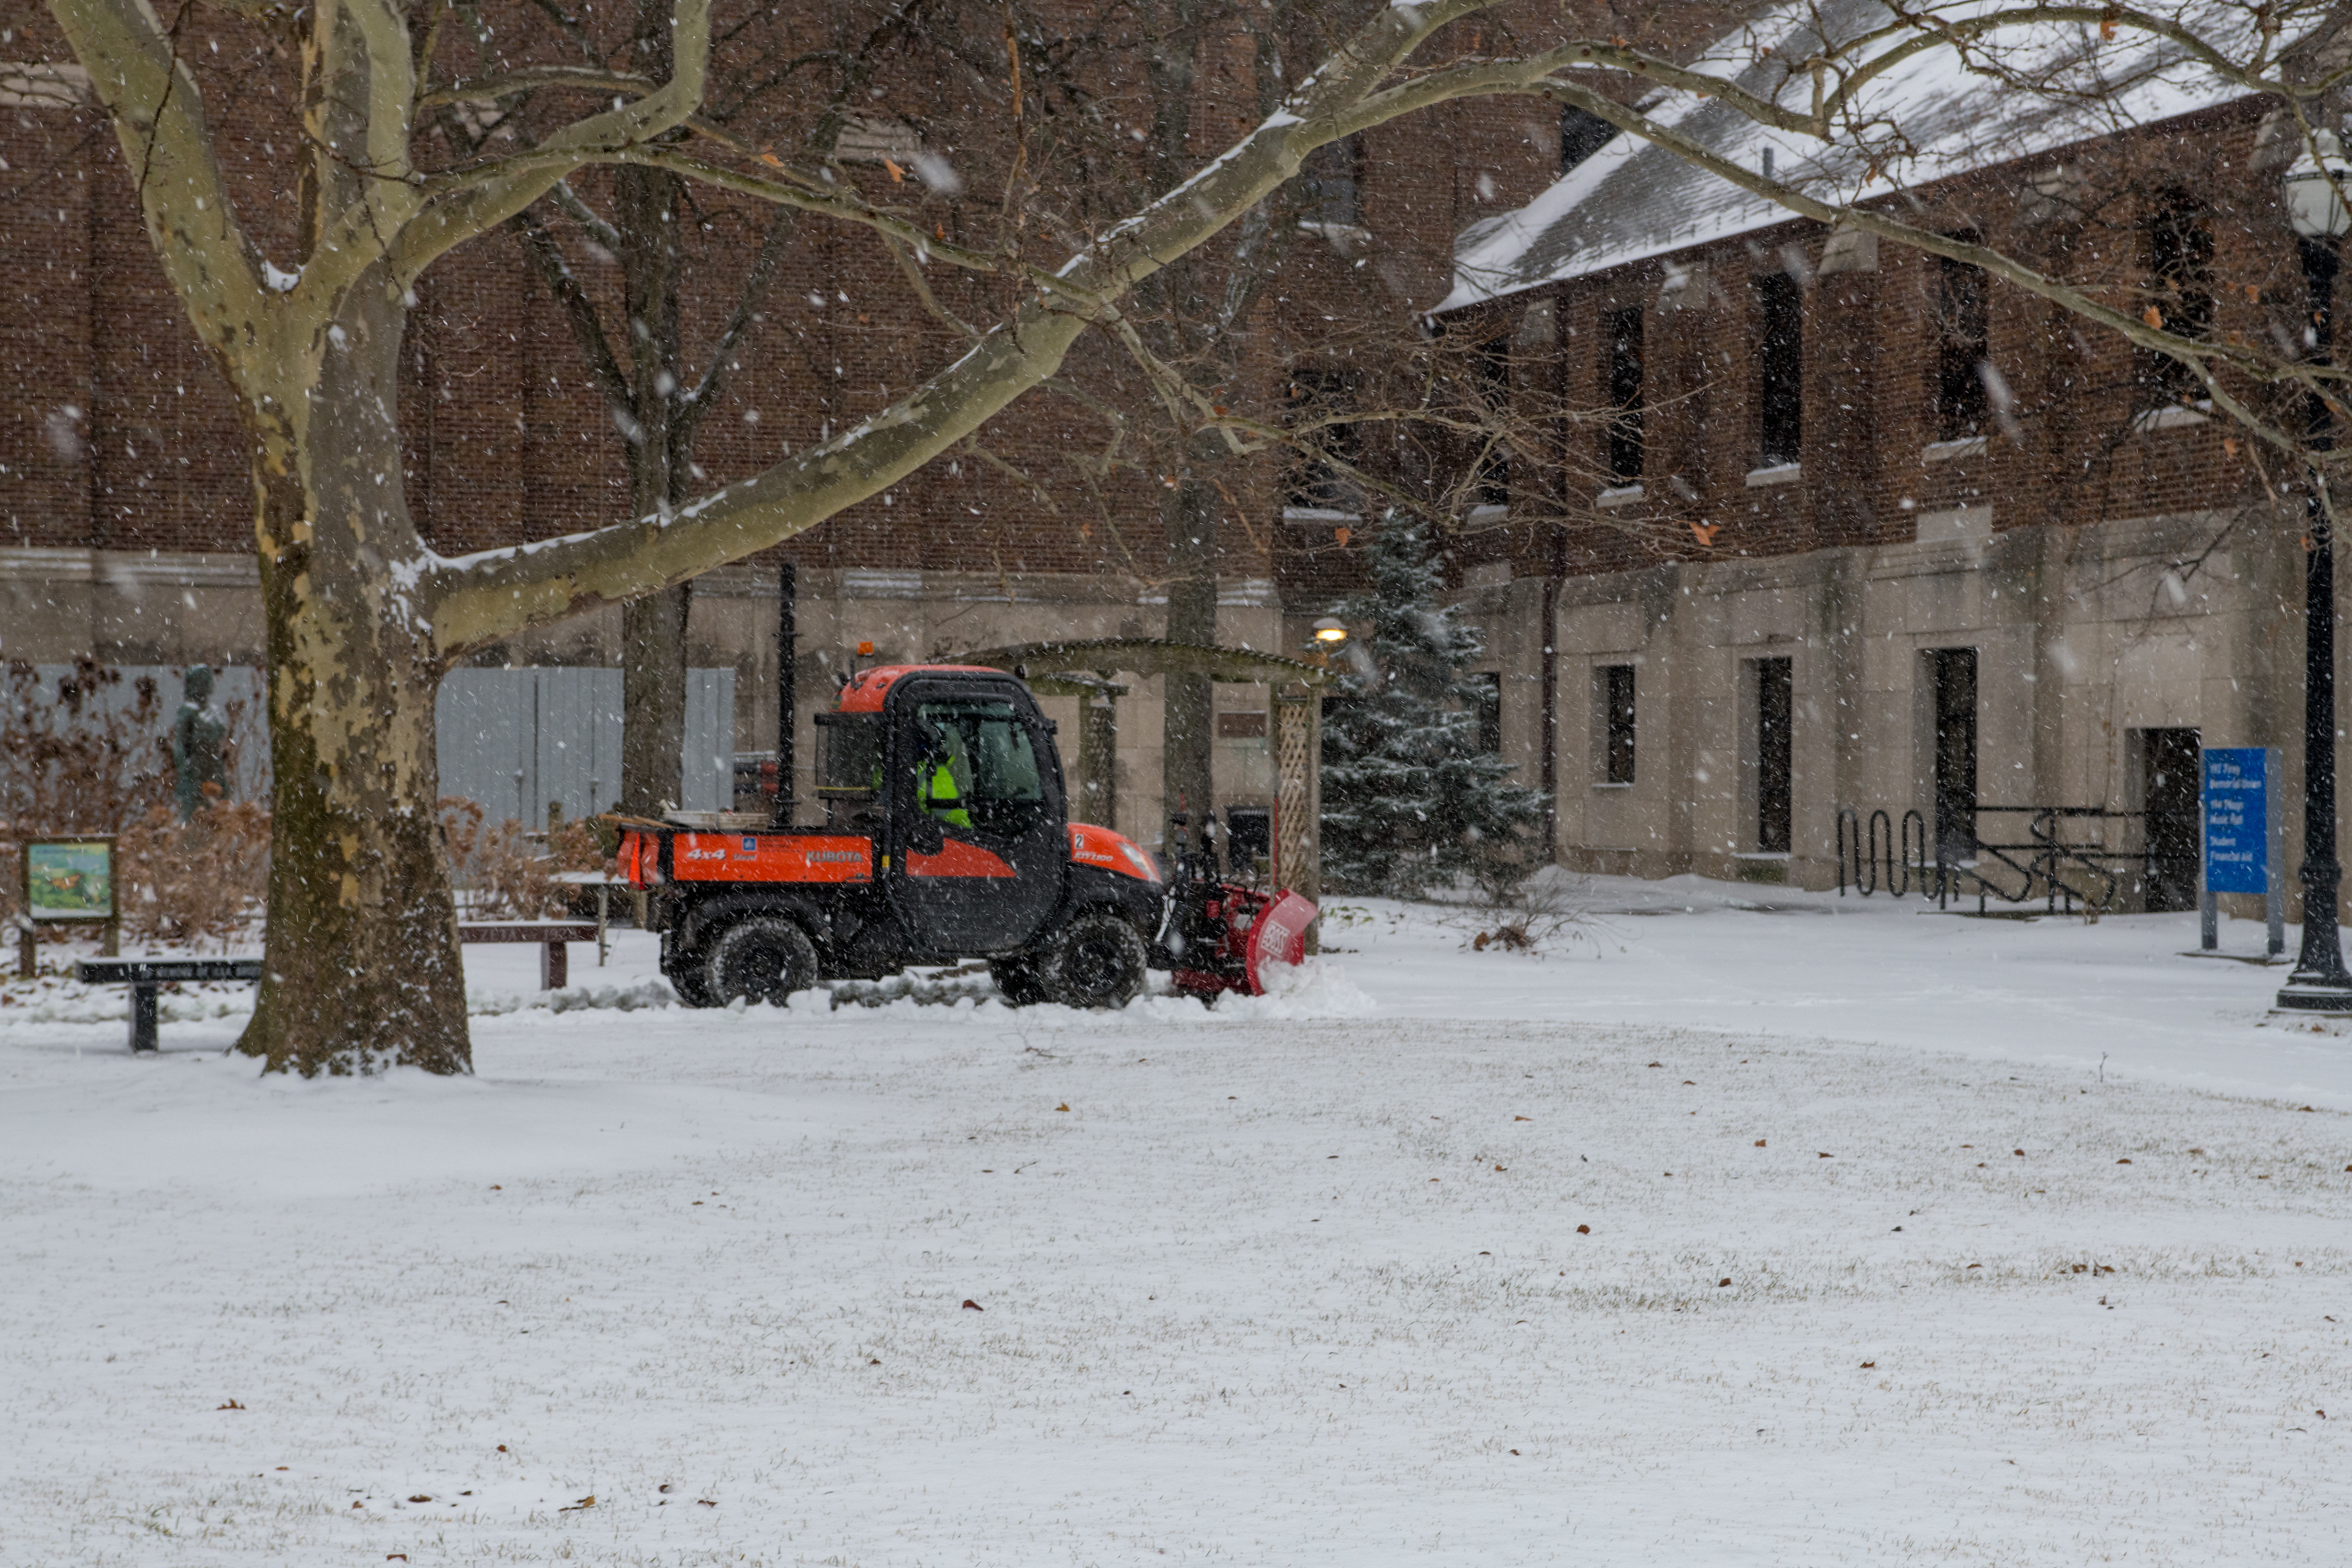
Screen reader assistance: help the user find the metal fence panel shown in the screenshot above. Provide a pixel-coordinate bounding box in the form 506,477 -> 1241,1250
533,667 -> 625,822
682,668 -> 736,812
435,667 -> 732,823
19,664 -> 732,826
30,663 -> 271,803
435,669 -> 530,824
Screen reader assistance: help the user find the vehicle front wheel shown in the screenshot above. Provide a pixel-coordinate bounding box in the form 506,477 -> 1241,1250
989,956 -> 1047,1006
1035,913 -> 1148,1009
667,960 -> 717,1008
702,915 -> 820,1008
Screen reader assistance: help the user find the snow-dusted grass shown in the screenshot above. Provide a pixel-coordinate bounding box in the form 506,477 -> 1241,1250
2,886 -> 2348,1564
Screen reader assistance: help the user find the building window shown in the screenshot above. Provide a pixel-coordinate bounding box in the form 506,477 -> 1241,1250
2139,189 -> 2214,409
1561,106 -> 1613,173
1300,135 -> 1365,230
1605,305 -> 1645,481
1928,647 -> 1977,864
1753,273 -> 1803,467
1600,664 -> 1635,783
835,113 -> 922,165
1282,369 -> 1362,515
1752,657 -> 1793,853
1469,339 -> 1510,508
1933,251 -> 1990,440
1471,671 -> 1502,756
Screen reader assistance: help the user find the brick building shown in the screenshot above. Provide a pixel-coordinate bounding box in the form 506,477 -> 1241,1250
1423,0 -> 2342,915
0,0 -> 1608,843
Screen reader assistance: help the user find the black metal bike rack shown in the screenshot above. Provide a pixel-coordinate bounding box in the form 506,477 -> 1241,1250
1929,805 -> 2147,914
1836,807 -> 1928,897
1841,804 -> 2149,914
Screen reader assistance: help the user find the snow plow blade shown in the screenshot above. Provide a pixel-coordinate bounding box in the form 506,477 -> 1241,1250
1242,891 -> 1317,995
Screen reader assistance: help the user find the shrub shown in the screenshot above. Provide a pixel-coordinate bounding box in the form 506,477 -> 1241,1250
115,795 -> 272,949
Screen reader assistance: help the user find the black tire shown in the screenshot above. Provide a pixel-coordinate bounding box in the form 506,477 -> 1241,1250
667,959 -> 717,1009
702,915 -> 820,1007
989,956 -> 1047,1006
1035,912 -> 1148,1009
662,932 -> 717,1008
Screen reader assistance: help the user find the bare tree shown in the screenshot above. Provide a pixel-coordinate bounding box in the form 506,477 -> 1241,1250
45,0 -> 1605,1073
485,0 -> 946,814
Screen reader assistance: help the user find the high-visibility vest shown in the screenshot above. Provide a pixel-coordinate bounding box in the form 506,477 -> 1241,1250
925,760 -> 972,828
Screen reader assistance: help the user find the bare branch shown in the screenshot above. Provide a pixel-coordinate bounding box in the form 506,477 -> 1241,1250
548,178 -> 624,253
510,206 -> 633,423
606,145 -> 1003,273
383,0 -> 714,288
880,232 -> 982,341
423,0 -> 1503,650
420,67 -> 654,107
674,203 -> 801,443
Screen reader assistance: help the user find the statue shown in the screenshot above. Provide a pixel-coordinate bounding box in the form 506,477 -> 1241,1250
171,664 -> 231,819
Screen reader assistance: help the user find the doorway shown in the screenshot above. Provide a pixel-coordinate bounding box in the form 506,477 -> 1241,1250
1754,657 -> 1793,853
1928,649 -> 1978,863
2139,728 -> 2202,912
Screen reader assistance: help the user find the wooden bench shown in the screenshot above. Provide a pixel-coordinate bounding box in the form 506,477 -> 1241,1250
458,921 -> 599,990
549,873 -> 641,967
76,957 -> 265,1054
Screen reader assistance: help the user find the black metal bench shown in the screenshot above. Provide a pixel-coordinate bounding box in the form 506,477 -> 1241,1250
75,958 -> 265,1054
75,924 -> 594,1054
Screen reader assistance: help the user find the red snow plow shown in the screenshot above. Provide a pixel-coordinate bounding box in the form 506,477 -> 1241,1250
615,663 -> 1314,1008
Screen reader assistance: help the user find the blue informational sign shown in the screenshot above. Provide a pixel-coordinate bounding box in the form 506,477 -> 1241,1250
2203,748 -> 2270,895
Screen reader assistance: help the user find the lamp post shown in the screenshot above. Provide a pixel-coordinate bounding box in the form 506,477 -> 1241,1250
2278,131 -> 2352,1009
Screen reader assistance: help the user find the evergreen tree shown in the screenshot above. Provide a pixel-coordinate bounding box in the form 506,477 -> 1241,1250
1321,519 -> 1548,898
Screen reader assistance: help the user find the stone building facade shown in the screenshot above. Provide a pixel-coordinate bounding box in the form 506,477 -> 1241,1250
1428,1 -> 2334,917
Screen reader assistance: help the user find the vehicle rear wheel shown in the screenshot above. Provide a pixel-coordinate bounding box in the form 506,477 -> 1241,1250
989,956 -> 1047,1006
702,915 -> 820,1008
1036,912 -> 1148,1009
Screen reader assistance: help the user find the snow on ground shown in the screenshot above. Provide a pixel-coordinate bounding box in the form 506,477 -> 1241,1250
1,877 -> 2348,1564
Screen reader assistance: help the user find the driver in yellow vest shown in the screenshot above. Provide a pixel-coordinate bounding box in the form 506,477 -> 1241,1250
919,725 -> 974,829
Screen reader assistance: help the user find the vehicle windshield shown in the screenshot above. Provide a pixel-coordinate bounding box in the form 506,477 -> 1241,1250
910,699 -> 1047,837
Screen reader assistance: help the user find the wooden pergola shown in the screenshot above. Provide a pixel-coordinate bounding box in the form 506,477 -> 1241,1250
951,638 -> 1334,908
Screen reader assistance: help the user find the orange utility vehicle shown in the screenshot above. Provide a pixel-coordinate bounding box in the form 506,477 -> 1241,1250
615,663 -> 1315,1008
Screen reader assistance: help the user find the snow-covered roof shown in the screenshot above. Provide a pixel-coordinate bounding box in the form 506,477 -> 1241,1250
1439,0 -> 2272,312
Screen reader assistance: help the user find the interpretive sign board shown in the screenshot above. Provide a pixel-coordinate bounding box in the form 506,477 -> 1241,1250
2201,748 -> 2283,956
22,837 -> 116,922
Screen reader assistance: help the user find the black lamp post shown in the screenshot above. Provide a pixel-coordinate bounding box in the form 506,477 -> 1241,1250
2277,130 -> 2352,1009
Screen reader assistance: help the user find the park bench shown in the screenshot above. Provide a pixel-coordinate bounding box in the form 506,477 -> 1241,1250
456,919 -> 599,990
75,958 -> 265,1054
74,921 -> 597,1053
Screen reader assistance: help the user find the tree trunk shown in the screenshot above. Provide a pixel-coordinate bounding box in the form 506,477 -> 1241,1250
1161,467 -> 1219,829
236,281 -> 472,1076
621,584 -> 692,814
615,124 -> 691,817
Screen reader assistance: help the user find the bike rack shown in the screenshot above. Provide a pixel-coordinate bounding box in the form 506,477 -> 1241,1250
1843,804 -> 2145,913
1928,805 -> 2146,915
1837,807 -> 1928,897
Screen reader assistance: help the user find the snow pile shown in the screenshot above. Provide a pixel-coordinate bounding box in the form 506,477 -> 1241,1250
1008,959 -> 1380,1026
1202,956 -> 1379,1019
0,981 -> 255,1027
828,967 -> 996,1009
466,979 -> 677,1016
